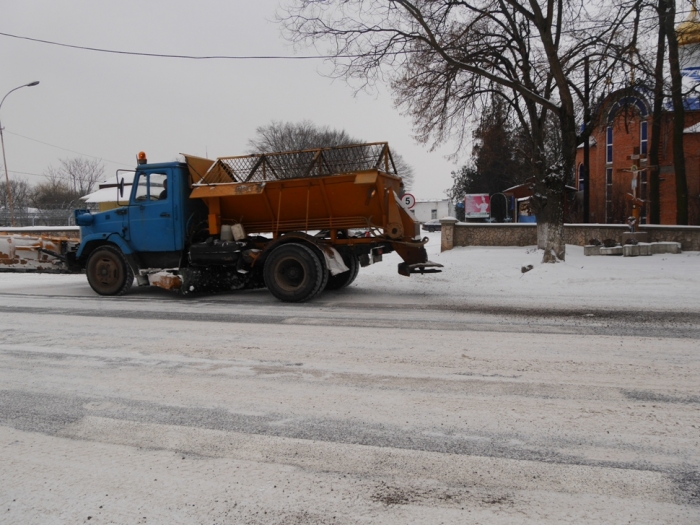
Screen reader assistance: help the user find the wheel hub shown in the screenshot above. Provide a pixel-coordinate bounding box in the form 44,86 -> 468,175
96,259 -> 118,282
278,258 -> 305,290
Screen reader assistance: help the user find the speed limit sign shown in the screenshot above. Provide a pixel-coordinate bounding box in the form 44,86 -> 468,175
402,193 -> 416,209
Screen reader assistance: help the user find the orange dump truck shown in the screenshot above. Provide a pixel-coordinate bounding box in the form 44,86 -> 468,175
3,143 -> 442,302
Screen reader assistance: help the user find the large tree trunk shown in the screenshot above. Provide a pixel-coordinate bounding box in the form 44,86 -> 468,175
530,119 -> 571,262
649,0 -> 667,224
536,110 -> 577,262
537,185 -> 566,262
663,0 -> 689,224
533,150 -> 568,262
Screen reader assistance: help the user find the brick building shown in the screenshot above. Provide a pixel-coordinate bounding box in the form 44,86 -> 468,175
575,93 -> 700,225
575,5 -> 700,225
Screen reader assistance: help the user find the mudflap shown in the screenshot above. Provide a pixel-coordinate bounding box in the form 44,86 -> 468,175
398,261 -> 443,276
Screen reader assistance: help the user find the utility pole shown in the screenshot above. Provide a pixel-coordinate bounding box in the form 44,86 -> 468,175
583,56 -> 591,223
0,81 -> 40,227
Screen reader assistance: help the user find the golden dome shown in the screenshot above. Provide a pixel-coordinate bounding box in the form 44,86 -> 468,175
677,0 -> 700,46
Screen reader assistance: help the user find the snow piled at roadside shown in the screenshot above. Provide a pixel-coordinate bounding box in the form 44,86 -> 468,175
356,233 -> 700,311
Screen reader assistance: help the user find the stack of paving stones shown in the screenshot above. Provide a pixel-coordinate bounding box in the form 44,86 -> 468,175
585,241 -> 681,257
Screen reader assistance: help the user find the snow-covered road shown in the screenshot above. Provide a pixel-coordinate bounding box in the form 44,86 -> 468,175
1,236 -> 699,523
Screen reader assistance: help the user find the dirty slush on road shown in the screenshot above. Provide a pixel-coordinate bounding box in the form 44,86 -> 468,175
0,291 -> 699,523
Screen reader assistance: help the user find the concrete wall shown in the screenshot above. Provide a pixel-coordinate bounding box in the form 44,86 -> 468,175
639,225 -> 700,251
564,224 -> 630,246
453,223 -> 538,247
441,220 -> 700,251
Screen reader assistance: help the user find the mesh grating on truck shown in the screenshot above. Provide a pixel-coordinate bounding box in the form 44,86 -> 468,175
191,143 -> 398,185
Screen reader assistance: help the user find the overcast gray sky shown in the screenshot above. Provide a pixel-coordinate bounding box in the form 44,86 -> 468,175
1,0 -> 460,200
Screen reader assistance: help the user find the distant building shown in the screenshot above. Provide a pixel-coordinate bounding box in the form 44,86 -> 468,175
574,94 -> 700,225
502,182 -> 578,223
81,173 -> 135,212
411,199 -> 454,222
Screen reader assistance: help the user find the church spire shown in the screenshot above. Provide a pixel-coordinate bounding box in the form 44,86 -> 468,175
677,0 -> 700,46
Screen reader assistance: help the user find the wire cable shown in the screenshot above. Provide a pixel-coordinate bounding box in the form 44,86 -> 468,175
0,31 -> 346,60
4,169 -> 44,178
0,10 -> 694,61
4,130 -> 132,167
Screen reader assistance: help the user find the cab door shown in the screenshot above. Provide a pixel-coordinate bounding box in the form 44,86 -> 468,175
128,170 -> 176,252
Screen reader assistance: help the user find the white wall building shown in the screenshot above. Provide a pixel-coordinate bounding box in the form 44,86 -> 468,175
410,199 -> 455,223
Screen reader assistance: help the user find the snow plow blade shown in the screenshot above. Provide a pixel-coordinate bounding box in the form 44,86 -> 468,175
398,261 -> 443,276
0,232 -> 80,273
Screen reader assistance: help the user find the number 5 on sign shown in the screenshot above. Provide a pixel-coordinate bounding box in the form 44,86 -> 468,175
402,193 -> 416,209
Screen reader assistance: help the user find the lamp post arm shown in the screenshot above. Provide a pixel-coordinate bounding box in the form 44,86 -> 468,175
0,81 -> 39,113
0,81 -> 40,227
0,87 -> 22,113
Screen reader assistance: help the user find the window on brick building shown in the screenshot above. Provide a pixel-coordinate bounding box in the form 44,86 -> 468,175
640,121 -> 648,156
605,167 -> 613,222
640,170 -> 647,224
606,126 -> 613,163
578,164 -> 584,192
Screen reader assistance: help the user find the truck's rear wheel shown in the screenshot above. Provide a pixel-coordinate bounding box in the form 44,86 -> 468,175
86,246 -> 134,296
264,243 -> 324,302
325,252 -> 359,290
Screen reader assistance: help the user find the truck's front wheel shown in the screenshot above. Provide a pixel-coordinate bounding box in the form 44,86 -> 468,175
264,243 -> 324,302
86,246 -> 134,296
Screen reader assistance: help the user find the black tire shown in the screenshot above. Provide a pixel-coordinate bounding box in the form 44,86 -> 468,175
86,246 -> 134,296
314,252 -> 330,298
325,251 -> 360,290
264,243 -> 325,302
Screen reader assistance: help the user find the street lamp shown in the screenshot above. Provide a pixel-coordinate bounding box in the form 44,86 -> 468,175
0,81 -> 40,227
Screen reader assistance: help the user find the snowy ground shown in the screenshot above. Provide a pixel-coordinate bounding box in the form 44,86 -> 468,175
360,233 -> 700,312
0,233 -> 699,524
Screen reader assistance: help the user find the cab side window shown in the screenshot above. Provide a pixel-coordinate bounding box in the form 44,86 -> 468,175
133,173 -> 168,203
151,173 -> 167,201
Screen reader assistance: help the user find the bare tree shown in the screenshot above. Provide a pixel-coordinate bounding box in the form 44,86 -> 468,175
280,0 -> 640,261
449,95 -> 535,200
0,178 -> 33,225
30,157 -> 102,211
44,157 -> 104,197
663,0 -> 688,224
248,120 -> 415,189
248,120 -> 358,152
647,0 -> 668,224
31,178 -> 76,210
0,178 -> 32,211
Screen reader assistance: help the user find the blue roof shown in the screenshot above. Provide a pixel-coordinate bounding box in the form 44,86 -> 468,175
664,96 -> 700,111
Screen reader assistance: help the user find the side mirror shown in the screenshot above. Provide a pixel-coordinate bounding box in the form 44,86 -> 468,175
118,177 -> 125,198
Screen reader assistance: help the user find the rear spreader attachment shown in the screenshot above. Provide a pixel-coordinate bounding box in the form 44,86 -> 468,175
398,261 -> 444,276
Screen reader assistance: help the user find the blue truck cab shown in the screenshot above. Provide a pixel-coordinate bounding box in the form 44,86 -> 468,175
73,159 -> 207,295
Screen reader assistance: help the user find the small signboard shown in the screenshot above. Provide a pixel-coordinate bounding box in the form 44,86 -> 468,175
401,193 -> 416,209
464,194 -> 491,218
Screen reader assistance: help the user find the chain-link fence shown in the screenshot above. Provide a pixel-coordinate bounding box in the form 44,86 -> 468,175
0,203 -> 97,227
